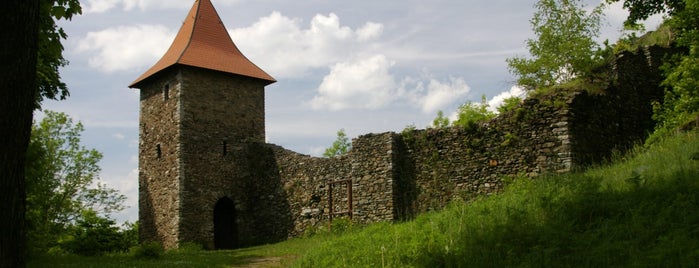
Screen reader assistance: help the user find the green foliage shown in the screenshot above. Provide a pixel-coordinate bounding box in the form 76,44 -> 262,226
431,110 -> 450,128
294,131 -> 699,267
614,23 -> 675,54
37,0 -> 82,107
646,0 -> 699,143
507,0 -> 606,90
25,111 -> 126,255
606,0 -> 686,27
497,96 -> 523,114
452,95 -> 495,129
323,129 -> 352,157
130,242 -> 165,260
60,210 -> 135,256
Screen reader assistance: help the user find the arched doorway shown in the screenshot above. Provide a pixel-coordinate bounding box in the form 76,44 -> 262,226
213,197 -> 237,249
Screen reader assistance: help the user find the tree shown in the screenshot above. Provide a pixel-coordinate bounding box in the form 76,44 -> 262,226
606,0 -> 685,27
1,0 -> 80,264
25,111 -> 125,255
36,0 -> 82,107
507,0 -> 606,90
323,129 -> 352,157
452,96 -> 496,129
1,0 -> 40,266
431,111 -> 450,128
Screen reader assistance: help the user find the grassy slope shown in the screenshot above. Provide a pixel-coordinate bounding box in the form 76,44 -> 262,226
294,131 -> 699,267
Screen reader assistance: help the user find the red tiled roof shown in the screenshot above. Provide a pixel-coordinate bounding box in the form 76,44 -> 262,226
129,0 -> 276,88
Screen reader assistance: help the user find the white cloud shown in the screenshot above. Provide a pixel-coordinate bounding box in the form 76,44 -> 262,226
357,22 -> 384,41
77,24 -> 175,72
83,0 -> 121,13
405,77 -> 471,114
310,55 -> 396,110
310,55 -> 471,113
487,85 -> 526,113
230,12 -> 385,78
113,133 -> 126,140
82,0 -> 241,13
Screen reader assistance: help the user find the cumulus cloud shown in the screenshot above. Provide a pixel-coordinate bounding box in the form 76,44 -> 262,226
310,55 -> 396,110
230,12 -> 384,78
76,24 -> 175,72
403,77 -> 471,113
487,85 -> 526,113
309,55 -> 470,113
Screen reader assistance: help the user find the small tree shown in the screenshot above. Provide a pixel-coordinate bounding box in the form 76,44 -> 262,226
25,111 -> 126,255
323,129 -> 352,157
497,96 -> 523,114
431,110 -> 450,128
507,0 -> 606,90
452,96 -> 496,129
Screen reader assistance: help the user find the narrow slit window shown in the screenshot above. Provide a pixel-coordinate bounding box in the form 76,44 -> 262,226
163,84 -> 170,101
156,144 -> 162,159
222,141 -> 228,156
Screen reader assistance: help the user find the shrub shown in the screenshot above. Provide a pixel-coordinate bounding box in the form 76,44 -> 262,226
130,242 -> 164,259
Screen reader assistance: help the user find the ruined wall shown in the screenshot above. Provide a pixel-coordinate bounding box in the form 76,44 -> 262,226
265,89 -> 575,234
397,91 -> 575,216
569,46 -> 679,165
269,132 -> 397,236
261,47 -> 673,235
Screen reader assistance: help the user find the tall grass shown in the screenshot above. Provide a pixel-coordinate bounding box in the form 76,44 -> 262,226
294,131 -> 699,267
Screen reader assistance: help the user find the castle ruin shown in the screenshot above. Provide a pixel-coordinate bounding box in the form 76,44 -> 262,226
129,0 -> 671,249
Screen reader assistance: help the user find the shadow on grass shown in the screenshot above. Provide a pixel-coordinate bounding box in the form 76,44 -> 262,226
28,248 -> 290,268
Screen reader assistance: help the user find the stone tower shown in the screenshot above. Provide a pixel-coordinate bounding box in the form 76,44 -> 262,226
129,0 -> 276,249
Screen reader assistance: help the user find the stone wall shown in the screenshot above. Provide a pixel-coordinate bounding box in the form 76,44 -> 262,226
176,66 -> 290,248
138,46 -> 677,249
268,132 -> 398,236
138,68 -> 183,249
256,46 -> 676,236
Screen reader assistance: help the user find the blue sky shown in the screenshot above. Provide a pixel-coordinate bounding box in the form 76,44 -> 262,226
41,0 -> 662,224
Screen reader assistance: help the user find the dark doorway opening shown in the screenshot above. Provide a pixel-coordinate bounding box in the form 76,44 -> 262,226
214,197 -> 237,249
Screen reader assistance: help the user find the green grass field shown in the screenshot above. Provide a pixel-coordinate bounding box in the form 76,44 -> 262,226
29,131 -> 699,267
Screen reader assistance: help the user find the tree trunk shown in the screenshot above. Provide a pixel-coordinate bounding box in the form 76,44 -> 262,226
0,0 -> 39,267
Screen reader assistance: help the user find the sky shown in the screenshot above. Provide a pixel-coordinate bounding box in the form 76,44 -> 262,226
41,0 -> 663,224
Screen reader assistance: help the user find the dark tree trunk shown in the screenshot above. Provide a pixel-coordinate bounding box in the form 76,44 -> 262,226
0,0 -> 39,267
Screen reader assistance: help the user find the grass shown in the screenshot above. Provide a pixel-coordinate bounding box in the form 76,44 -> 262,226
29,131 -> 699,267
28,237 -> 318,267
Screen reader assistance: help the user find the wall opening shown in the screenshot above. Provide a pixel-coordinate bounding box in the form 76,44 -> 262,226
163,84 -> 170,101
213,197 -> 237,249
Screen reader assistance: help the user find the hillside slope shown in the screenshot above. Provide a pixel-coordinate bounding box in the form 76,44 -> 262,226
294,131 -> 699,267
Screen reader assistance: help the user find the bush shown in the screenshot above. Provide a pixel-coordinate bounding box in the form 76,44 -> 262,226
60,210 -> 134,256
130,242 -> 164,259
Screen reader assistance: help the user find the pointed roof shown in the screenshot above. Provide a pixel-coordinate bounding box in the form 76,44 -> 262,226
129,0 -> 275,88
